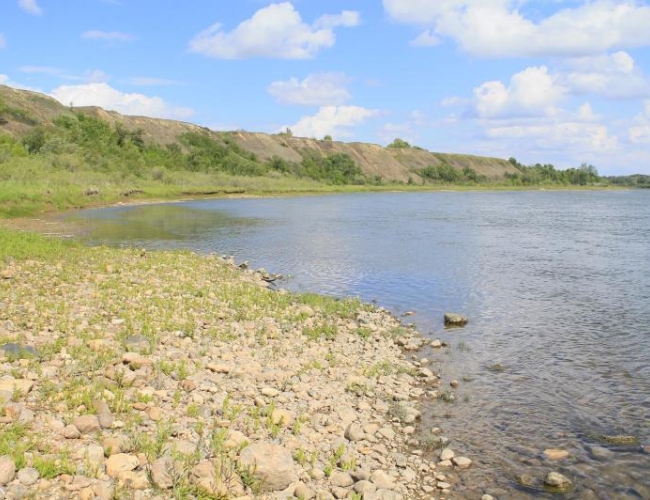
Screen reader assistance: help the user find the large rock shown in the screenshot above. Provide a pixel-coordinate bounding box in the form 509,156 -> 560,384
239,443 -> 297,492
444,313 -> 468,326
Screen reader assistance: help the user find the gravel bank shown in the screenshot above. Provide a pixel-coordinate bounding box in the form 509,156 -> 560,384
0,245 -> 470,499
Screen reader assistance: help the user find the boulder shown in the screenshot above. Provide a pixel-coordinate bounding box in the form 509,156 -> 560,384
239,443 -> 297,492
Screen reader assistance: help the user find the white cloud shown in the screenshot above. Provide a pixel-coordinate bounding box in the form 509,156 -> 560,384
314,11 -> 360,29
189,2 -> 359,59
560,51 -> 650,99
268,73 -> 352,106
81,30 -> 135,42
284,105 -> 380,138
18,0 -> 42,15
410,29 -> 440,47
472,66 -> 565,119
49,83 -> 194,120
0,75 -> 9,84
485,121 -> 618,153
628,100 -> 650,144
383,0 -> 650,58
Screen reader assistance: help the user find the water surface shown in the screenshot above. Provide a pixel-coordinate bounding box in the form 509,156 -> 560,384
66,191 -> 650,498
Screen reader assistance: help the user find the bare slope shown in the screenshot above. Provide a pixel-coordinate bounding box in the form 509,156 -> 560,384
0,85 -> 519,181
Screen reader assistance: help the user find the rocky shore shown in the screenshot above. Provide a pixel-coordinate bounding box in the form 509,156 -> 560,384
0,243 -> 476,499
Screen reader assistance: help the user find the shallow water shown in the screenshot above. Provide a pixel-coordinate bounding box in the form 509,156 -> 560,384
66,190 -> 650,498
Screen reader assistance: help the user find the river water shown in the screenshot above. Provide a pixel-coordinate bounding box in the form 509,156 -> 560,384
65,190 -> 650,499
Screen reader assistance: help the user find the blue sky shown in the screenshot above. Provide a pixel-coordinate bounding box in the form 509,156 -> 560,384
2,0 -> 650,175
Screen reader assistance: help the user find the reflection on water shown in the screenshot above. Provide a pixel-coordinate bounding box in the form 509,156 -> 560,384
65,191 -> 650,498
70,204 -> 262,247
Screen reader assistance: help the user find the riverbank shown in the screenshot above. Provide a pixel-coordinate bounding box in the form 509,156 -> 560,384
0,228 -> 480,499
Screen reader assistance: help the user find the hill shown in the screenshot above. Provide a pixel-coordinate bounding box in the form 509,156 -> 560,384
0,85 -> 518,183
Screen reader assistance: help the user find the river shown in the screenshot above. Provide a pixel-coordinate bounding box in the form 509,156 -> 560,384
65,190 -> 650,499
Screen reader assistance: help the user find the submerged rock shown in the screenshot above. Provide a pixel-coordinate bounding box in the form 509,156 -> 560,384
444,313 -> 468,326
543,448 -> 569,460
544,471 -> 573,492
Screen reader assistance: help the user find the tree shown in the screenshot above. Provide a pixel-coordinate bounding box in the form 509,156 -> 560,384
323,135 -> 333,141
387,138 -> 411,149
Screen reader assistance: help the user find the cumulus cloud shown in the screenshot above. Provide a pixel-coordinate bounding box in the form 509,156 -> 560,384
268,73 -> 352,106
50,83 -> 194,120
383,0 -> 650,58
18,0 -> 42,15
472,66 -> 566,119
189,2 -> 359,59
284,105 -> 379,138
81,30 -> 135,42
560,51 -> 650,99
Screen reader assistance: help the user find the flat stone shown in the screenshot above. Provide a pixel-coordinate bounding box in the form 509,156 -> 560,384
440,448 -> 455,461
453,456 -> 472,469
544,448 -> 569,460
73,415 -> 101,434
106,454 -> 139,478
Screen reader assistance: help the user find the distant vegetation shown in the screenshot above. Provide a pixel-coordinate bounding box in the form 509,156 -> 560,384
604,174 -> 650,188
0,106 -> 641,219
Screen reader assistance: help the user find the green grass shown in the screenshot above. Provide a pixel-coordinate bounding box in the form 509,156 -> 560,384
0,225 -> 78,260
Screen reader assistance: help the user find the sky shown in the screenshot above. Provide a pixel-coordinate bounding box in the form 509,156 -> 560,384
2,0 -> 650,175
